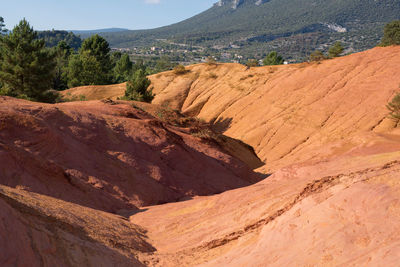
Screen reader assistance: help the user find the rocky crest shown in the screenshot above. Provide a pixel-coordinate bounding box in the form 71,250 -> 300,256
216,0 -> 269,9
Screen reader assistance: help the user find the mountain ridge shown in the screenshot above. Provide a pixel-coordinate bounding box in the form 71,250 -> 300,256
98,0 -> 400,60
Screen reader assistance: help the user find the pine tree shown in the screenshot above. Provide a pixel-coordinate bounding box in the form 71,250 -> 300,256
66,54 -> 84,88
53,41 -> 72,90
0,17 -> 5,91
380,20 -> 400,46
328,42 -> 344,58
0,19 -> 56,102
79,34 -> 112,84
67,34 -> 113,86
124,69 -> 153,103
263,51 -> 284,65
0,17 -> 7,34
387,93 -> 400,122
114,54 -> 133,83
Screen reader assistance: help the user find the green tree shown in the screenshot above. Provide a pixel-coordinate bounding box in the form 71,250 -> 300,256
67,34 -> 113,87
263,51 -> 284,65
0,17 -> 5,91
53,41 -> 72,90
380,20 -> 400,46
114,54 -> 133,83
328,41 -> 344,58
387,93 -> 400,122
110,51 -> 122,67
66,54 -> 84,88
309,50 -> 325,62
0,17 -> 7,34
0,19 -> 57,102
123,69 -> 154,103
80,34 -> 112,83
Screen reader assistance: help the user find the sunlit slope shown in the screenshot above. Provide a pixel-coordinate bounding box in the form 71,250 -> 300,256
62,47 -> 400,170
150,46 -> 400,170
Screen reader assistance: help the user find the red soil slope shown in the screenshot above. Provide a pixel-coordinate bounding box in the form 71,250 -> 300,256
61,83 -> 126,101
1,47 -> 400,266
0,97 -> 260,213
132,140 -> 400,266
0,185 -> 152,266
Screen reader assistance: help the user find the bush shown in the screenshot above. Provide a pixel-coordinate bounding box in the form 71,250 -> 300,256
173,64 -> 188,75
309,50 -> 326,62
263,51 -> 284,65
208,72 -> 218,79
205,56 -> 217,65
328,42 -> 344,58
246,59 -> 259,67
380,20 -> 400,46
123,69 -> 154,103
387,92 -> 400,122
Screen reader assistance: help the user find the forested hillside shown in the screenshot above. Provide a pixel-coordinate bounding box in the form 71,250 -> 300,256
98,0 -> 400,60
37,30 -> 82,50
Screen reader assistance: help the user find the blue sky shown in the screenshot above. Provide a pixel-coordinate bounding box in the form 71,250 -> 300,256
2,0 -> 217,30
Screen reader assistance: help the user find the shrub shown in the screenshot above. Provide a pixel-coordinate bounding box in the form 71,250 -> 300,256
380,20 -> 400,46
387,92 -> 400,122
205,56 -> 217,65
123,69 -> 154,103
246,59 -> 259,67
173,64 -> 188,75
263,51 -> 284,65
208,72 -> 218,79
328,42 -> 344,58
309,50 -> 326,62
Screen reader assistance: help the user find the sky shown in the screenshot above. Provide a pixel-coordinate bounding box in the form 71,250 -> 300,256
2,0 -> 217,31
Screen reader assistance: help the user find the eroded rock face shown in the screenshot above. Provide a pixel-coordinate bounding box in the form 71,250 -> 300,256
2,47 -> 400,266
131,147 -> 400,266
0,97 -> 261,213
149,46 -> 400,171
0,185 -> 151,267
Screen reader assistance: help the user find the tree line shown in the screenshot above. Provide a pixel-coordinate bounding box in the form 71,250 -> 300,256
0,18 -> 163,103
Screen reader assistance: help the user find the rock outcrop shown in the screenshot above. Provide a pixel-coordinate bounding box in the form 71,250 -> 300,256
216,0 -> 268,9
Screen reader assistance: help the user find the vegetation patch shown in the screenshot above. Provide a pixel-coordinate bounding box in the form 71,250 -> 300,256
380,20 -> 400,46
173,64 -> 189,75
122,69 -> 154,103
208,72 -> 218,79
387,92 -> 400,124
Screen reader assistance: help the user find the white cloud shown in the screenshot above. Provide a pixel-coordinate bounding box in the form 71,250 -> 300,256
145,0 -> 161,4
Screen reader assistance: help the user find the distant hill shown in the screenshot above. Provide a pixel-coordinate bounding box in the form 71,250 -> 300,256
71,28 -> 130,37
37,30 -> 82,50
98,0 -> 400,61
